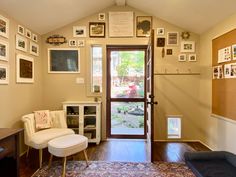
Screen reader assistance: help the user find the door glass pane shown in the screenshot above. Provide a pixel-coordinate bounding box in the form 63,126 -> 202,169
110,51 -> 145,98
111,102 -> 144,135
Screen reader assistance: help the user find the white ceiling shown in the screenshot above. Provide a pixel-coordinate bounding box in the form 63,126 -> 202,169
0,0 -> 236,35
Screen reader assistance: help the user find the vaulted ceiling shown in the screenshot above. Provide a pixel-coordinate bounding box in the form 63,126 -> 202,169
0,0 -> 235,35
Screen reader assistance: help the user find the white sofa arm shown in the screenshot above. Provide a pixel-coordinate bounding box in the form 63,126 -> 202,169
21,114 -> 36,146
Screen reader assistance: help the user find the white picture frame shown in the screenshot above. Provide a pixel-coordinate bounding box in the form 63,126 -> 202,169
16,54 -> 34,83
78,40 -> 85,47
25,29 -> 32,39
32,33 -> 38,42
0,15 -> 9,38
16,34 -> 27,52
48,48 -> 80,73
157,28 -> 165,35
181,41 -> 195,53
98,13 -> 105,21
0,39 -> 9,61
224,63 -> 231,78
232,44 -> 236,60
29,41 -> 39,56
167,32 -> 179,45
0,64 -> 9,84
17,25 -> 25,35
68,39 -> 77,47
178,54 -> 186,62
188,54 -> 197,62
73,26 -> 86,37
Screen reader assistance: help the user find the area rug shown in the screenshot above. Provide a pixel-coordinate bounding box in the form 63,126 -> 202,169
32,161 -> 195,177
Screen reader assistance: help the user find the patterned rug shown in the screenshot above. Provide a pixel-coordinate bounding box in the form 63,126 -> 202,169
32,161 -> 195,177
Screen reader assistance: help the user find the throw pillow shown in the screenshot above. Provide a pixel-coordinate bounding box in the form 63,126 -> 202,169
34,110 -> 52,130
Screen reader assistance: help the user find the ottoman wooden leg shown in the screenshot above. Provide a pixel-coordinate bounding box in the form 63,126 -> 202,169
62,157 -> 67,177
39,149 -> 43,168
48,154 -> 53,168
83,150 -> 89,167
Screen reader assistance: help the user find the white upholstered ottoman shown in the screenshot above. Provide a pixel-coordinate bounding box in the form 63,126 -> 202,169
48,134 -> 89,177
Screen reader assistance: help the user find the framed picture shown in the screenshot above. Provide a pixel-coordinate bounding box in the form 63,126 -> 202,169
32,33 -> 38,42
224,63 -> 231,78
16,34 -> 27,52
166,49 -> 172,55
18,25 -> 25,35
25,29 -> 31,39
232,44 -> 236,60
188,54 -> 197,62
73,26 -> 86,37
157,28 -> 165,35
178,54 -> 186,62
167,32 -> 179,45
212,65 -> 223,79
48,48 -> 80,73
0,64 -> 9,84
29,41 -> 39,56
89,22 -> 105,38
136,16 -> 152,37
78,40 -> 85,47
68,39 -> 77,47
181,41 -> 195,53
98,13 -> 105,21
156,38 -> 165,47
16,54 -> 34,83
0,15 -> 9,38
0,40 -> 9,61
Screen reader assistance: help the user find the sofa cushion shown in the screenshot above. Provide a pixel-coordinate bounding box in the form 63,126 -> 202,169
29,128 -> 74,149
34,110 -> 52,130
186,159 -> 236,177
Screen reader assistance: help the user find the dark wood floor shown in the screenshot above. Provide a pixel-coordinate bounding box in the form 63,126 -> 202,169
20,140 -> 210,177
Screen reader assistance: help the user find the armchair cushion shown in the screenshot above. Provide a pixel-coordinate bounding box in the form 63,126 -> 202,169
34,110 -> 52,130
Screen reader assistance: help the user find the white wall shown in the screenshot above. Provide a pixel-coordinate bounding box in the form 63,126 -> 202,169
199,13 -> 236,153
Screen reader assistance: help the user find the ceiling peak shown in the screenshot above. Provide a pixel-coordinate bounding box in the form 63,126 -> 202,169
115,0 -> 126,6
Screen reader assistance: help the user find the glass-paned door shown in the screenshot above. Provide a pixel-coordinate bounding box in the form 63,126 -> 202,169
107,46 -> 146,138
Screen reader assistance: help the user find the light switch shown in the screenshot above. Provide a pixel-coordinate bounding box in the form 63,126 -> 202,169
76,77 -> 84,84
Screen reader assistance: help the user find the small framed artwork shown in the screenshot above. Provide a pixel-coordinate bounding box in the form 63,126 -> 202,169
136,16 -> 152,37
232,44 -> 236,60
32,33 -> 38,42
224,63 -> 231,78
89,22 -> 105,38
25,29 -> 32,39
16,34 -> 27,52
178,54 -> 186,62
167,32 -> 179,45
0,64 -> 9,84
68,39 -> 77,47
18,25 -> 25,35
0,15 -> 9,38
73,26 -> 86,37
157,38 -> 165,47
98,13 -> 105,21
29,41 -> 39,56
188,54 -> 197,62
48,48 -> 80,73
78,40 -> 85,47
181,41 -> 195,53
166,49 -> 172,55
16,54 -> 34,83
157,28 -> 165,35
0,40 -> 9,61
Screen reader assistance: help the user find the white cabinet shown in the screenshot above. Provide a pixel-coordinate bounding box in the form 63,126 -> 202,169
62,101 -> 101,145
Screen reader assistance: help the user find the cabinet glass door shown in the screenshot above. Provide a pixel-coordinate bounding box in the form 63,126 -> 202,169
66,106 -> 79,134
84,106 -> 96,139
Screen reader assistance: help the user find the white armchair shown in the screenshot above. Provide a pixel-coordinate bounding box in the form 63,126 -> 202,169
21,110 -> 74,167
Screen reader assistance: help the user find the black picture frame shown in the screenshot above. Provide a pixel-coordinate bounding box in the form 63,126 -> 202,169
89,22 -> 105,38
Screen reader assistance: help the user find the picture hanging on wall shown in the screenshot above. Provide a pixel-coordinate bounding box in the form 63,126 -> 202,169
0,15 -> 9,38
48,48 -> 80,73
29,41 -> 39,56
32,33 -> 38,42
0,39 -> 9,61
16,34 -> 27,52
157,28 -> 165,35
0,64 -> 9,84
18,25 -> 25,35
16,54 -> 34,83
73,26 -> 86,37
25,29 -> 32,39
136,16 -> 152,37
167,32 -> 179,45
180,41 -> 195,53
68,39 -> 77,47
98,13 -> 105,21
156,38 -> 165,47
89,22 -> 105,38
178,54 -> 186,62
78,40 -> 85,47
188,54 -> 197,62
212,65 -> 223,79
232,44 -> 236,60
